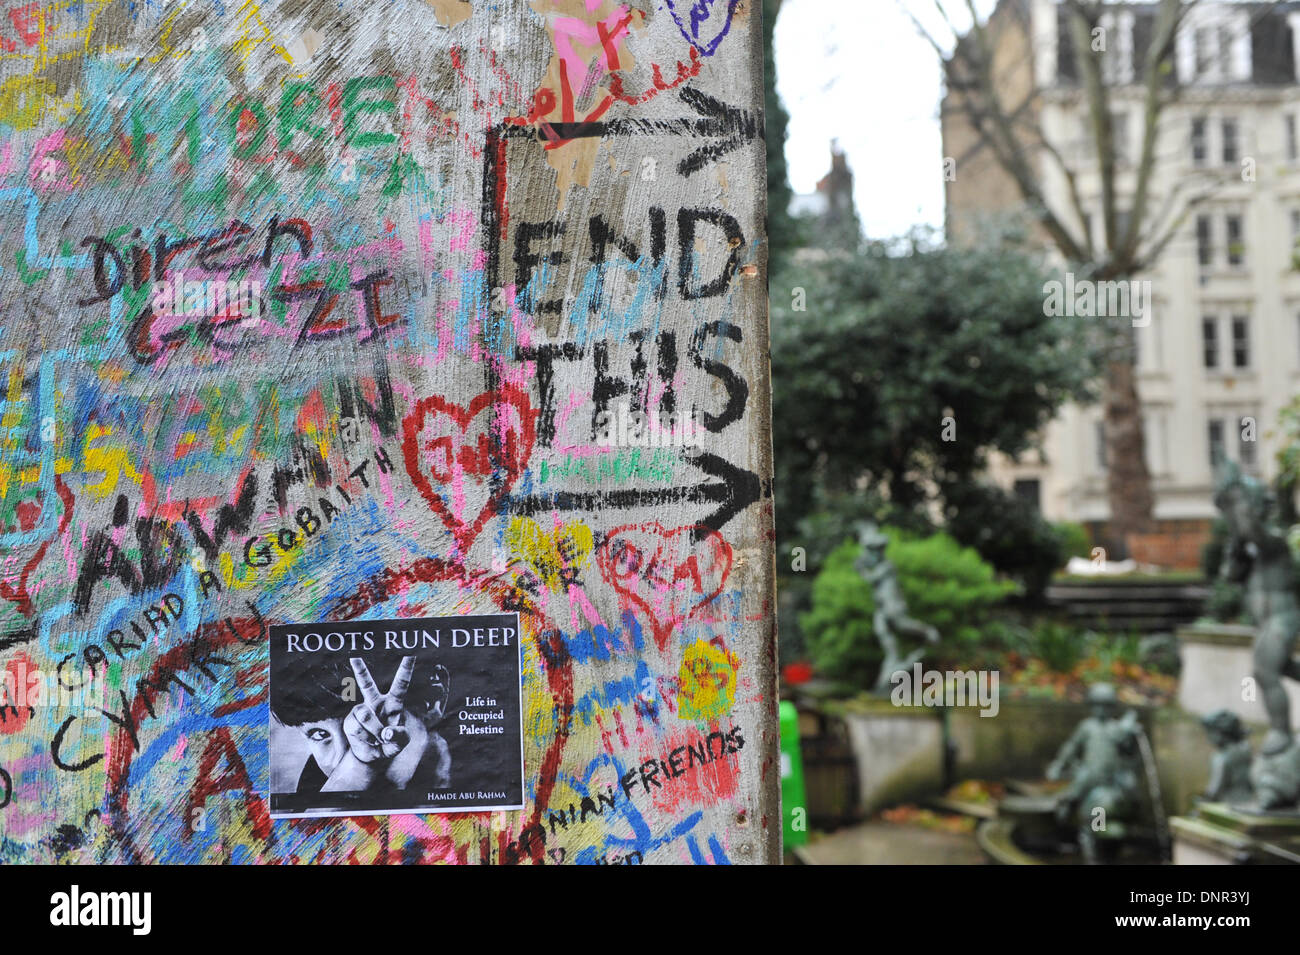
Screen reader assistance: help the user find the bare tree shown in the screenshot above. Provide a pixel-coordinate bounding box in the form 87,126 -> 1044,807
909,0 -> 1279,552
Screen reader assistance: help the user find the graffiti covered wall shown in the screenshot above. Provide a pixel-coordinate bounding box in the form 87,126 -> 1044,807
0,0 -> 775,863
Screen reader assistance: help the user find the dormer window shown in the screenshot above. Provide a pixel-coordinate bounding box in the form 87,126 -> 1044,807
1179,7 -> 1251,83
1099,11 -> 1135,85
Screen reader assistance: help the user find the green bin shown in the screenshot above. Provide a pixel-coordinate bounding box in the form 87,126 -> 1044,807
780,700 -> 808,848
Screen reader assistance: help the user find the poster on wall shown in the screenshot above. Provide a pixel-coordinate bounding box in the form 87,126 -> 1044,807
268,613 -> 524,818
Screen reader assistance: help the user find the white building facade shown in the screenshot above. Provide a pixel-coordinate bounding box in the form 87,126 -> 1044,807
981,1 -> 1300,547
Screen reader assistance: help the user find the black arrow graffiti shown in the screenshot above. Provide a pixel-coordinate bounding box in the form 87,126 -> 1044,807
527,87 -> 762,176
509,450 -> 763,540
0,627 -> 35,653
481,86 -> 762,311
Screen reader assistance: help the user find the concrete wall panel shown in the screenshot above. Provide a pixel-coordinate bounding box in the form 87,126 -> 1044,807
0,0 -> 775,864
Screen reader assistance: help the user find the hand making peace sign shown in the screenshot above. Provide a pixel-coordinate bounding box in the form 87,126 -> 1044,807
344,655 -> 418,762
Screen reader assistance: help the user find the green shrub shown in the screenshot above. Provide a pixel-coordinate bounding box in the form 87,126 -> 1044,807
1205,577 -> 1247,625
1201,517 -> 1229,578
1055,522 -> 1092,562
801,529 -> 1015,689
1029,620 -> 1086,673
943,483 -> 1066,601
1137,632 -> 1181,676
777,490 -> 906,666
1201,518 -> 1244,622
1089,629 -> 1143,670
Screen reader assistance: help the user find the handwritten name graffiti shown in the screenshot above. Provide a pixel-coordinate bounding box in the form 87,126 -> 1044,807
73,216 -> 406,364
597,522 -> 732,651
665,0 -> 742,57
402,387 -> 538,551
71,446 -> 397,616
50,611 -> 267,774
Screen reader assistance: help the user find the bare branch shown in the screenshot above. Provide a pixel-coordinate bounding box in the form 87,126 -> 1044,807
1116,0 -> 1187,271
1016,116 -> 1096,261
924,0 -> 1289,277
935,1 -> 1088,260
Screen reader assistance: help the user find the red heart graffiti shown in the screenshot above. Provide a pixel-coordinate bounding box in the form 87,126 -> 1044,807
402,387 -> 536,551
597,522 -> 733,651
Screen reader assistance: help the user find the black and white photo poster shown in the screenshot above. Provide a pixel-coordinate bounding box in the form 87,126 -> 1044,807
268,613 -> 524,818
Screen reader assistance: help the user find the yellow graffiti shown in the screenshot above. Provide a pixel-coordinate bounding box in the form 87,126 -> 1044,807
0,74 -> 55,130
81,423 -> 143,500
520,615 -> 560,746
676,639 -> 739,721
230,0 -> 292,67
506,516 -> 593,591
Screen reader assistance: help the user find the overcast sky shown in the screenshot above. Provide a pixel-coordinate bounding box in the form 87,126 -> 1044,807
772,0 -> 994,239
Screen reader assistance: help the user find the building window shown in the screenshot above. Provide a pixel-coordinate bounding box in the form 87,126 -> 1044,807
1288,114 -> 1298,162
1191,116 -> 1208,165
1098,11 -> 1135,85
1196,215 -> 1213,266
1014,479 -> 1041,512
1221,118 -> 1238,164
1208,418 -> 1227,468
1217,25 -> 1235,75
1095,421 -> 1108,471
1203,316 -> 1219,369
1182,12 -> 1251,83
1231,315 -> 1250,368
1195,27 -> 1214,74
1144,411 -> 1167,476
1225,214 -> 1244,266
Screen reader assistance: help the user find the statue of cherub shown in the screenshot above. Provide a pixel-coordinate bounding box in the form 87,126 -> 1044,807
1213,461 -> 1300,757
854,522 -> 940,693
1046,683 -> 1146,864
1199,709 -> 1254,804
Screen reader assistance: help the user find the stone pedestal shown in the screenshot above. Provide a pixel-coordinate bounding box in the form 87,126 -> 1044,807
839,699 -> 944,815
1177,624 -> 1300,728
1170,802 -> 1300,864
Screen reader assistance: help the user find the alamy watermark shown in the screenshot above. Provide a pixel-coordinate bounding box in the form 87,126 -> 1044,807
594,400 -> 705,448
1043,272 -> 1151,327
50,885 -> 151,935
0,663 -> 104,712
890,664 -> 1000,718
152,270 -> 263,323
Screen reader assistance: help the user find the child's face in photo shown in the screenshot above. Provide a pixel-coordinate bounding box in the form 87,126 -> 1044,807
298,718 -> 348,775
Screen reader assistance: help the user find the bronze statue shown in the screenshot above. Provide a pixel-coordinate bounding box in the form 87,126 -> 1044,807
1046,683 -> 1146,863
1199,709 -> 1254,804
1250,743 -> 1300,810
1213,462 -> 1300,757
854,522 -> 940,693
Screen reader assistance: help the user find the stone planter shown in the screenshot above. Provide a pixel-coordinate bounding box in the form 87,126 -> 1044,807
1177,623 -> 1300,729
837,698 -> 944,816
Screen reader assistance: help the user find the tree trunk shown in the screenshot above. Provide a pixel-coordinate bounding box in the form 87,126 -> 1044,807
1103,355 -> 1154,557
